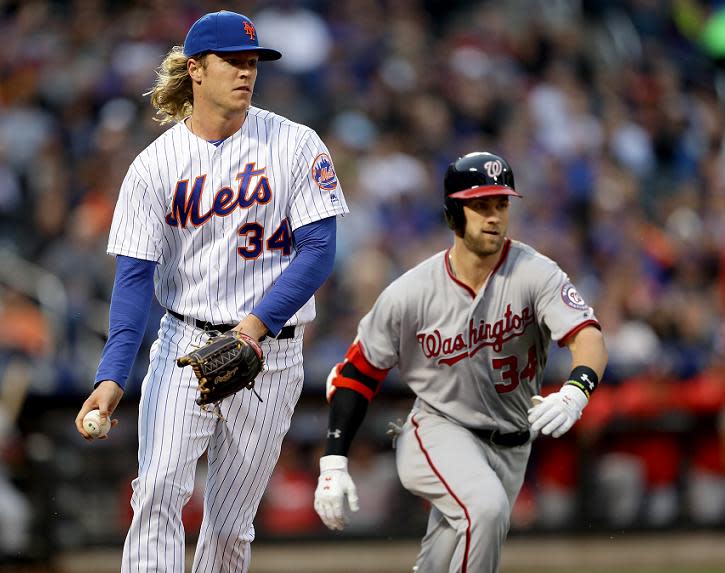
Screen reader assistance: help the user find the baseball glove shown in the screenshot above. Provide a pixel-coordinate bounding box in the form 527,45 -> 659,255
176,331 -> 264,405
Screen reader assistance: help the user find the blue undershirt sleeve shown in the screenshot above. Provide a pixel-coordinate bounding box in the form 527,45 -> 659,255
94,255 -> 157,390
252,216 -> 337,336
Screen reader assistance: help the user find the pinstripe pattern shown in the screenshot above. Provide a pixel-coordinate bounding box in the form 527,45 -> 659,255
113,106 -> 341,572
107,107 -> 348,325
122,315 -> 305,573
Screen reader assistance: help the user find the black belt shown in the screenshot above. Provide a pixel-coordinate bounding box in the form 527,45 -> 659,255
166,309 -> 296,340
469,427 -> 530,448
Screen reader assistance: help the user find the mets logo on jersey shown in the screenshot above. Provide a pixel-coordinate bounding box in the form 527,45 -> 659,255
165,163 -> 272,228
561,283 -> 588,310
312,153 -> 338,191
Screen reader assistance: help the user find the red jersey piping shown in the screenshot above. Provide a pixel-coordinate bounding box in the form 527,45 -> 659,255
444,239 -> 512,299
412,415 -> 471,572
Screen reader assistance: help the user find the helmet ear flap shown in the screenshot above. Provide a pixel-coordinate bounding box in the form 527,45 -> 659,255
444,199 -> 464,234
444,205 -> 456,230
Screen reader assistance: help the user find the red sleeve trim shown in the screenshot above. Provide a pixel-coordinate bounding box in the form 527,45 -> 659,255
333,376 -> 376,401
558,320 -> 601,347
344,341 -> 390,381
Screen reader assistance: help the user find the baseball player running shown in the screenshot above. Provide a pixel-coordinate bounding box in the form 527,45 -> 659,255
314,152 -> 607,573
74,10 -> 348,573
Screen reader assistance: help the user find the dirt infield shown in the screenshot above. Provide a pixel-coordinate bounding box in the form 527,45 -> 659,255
48,532 -> 725,572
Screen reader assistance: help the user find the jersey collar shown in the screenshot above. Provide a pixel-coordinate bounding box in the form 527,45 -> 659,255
444,238 -> 512,299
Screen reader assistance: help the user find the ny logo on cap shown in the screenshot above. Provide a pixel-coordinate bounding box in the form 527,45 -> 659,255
244,21 -> 256,40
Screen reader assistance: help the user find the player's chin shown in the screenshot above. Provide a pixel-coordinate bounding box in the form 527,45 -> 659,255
469,233 -> 503,255
229,93 -> 252,110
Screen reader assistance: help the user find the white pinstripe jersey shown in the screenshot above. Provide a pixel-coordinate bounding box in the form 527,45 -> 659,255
357,240 -> 599,432
107,106 -> 348,326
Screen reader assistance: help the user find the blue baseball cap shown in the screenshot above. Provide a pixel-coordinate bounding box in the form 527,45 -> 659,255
183,11 -> 282,61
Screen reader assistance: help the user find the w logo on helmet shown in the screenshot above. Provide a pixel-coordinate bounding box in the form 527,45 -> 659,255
484,160 -> 503,179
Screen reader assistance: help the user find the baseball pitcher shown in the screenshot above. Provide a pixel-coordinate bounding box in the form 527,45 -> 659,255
74,11 -> 348,573
314,152 -> 607,573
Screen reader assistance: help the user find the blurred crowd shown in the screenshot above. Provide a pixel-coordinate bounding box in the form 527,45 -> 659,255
0,0 -> 724,560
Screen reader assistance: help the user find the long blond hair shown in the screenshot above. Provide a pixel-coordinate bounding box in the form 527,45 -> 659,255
145,46 -> 206,124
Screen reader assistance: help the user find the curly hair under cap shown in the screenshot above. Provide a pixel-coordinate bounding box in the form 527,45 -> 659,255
145,46 -> 207,124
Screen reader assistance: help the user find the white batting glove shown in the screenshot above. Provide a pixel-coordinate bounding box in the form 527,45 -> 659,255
528,385 -> 588,438
314,455 -> 359,530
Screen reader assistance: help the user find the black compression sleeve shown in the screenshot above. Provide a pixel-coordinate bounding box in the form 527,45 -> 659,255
324,388 -> 369,456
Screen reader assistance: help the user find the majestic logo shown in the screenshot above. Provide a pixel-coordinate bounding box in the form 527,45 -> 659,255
312,153 -> 338,191
243,22 -> 256,40
484,160 -> 503,178
165,162 -> 272,228
416,304 -> 535,366
560,283 -> 588,310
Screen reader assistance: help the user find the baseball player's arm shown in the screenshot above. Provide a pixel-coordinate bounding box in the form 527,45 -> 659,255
564,325 -> 608,382
238,216 -> 336,340
528,326 -> 608,437
323,341 -> 390,453
75,255 -> 156,440
314,340 -> 391,530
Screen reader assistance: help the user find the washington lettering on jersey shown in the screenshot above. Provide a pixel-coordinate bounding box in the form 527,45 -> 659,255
165,163 -> 272,228
416,304 -> 535,365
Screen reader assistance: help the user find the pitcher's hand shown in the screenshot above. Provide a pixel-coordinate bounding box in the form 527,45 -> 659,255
75,380 -> 123,440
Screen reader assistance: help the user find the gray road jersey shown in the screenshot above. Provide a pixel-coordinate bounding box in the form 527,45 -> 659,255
357,239 -> 599,432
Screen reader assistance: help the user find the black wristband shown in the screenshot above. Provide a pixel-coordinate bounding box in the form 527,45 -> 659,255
565,366 -> 599,398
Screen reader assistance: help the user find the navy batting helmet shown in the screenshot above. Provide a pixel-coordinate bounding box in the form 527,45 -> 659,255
443,151 -> 520,233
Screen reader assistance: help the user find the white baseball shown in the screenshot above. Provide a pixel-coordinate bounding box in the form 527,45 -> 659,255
531,396 -> 544,406
83,409 -> 111,438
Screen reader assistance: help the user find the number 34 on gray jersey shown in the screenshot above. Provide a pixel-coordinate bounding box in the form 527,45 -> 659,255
355,240 -> 600,432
